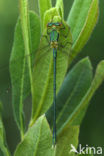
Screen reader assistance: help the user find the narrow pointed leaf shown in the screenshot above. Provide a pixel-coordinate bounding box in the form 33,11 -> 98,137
70,60 -> 104,126
56,60 -> 104,130
67,0 -> 99,57
38,0 -> 52,32
14,115 -> 55,156
46,57 -> 93,134
54,59 -> 104,134
56,0 -> 64,18
43,7 -> 59,30
10,11 -> 41,131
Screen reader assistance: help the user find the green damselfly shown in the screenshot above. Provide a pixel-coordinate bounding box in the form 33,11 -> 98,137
47,22 -> 63,145
33,21 -> 72,146
47,22 -> 69,145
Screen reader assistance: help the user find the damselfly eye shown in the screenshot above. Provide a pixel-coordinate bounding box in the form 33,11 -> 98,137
47,23 -> 53,27
55,23 -> 60,26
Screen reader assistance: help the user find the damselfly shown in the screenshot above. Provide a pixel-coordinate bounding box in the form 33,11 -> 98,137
32,20 -> 72,146
47,22 -> 71,145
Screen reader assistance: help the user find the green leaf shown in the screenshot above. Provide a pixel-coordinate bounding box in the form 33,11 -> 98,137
50,59 -> 104,135
19,0 -> 35,98
67,0 -> 99,57
30,17 -> 72,126
46,57 -> 93,134
68,60 -> 104,126
10,11 -> 41,133
56,126 -> 79,156
0,108 -> 10,156
55,0 -> 64,18
43,7 -> 59,31
14,115 -> 55,156
38,0 -> 52,32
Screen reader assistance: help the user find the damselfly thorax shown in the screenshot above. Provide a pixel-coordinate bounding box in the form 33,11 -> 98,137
47,22 -> 63,49
50,41 -> 58,49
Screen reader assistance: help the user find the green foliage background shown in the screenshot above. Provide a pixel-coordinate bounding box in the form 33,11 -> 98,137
63,0 -> 104,149
0,0 -> 104,154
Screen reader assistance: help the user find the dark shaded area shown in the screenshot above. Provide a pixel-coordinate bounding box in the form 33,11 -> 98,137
0,0 -> 104,155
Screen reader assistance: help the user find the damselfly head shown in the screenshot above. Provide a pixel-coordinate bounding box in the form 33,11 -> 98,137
47,22 -> 53,27
47,22 -> 63,29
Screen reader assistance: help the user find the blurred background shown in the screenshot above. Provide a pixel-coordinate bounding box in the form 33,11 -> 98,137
0,0 -> 104,155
